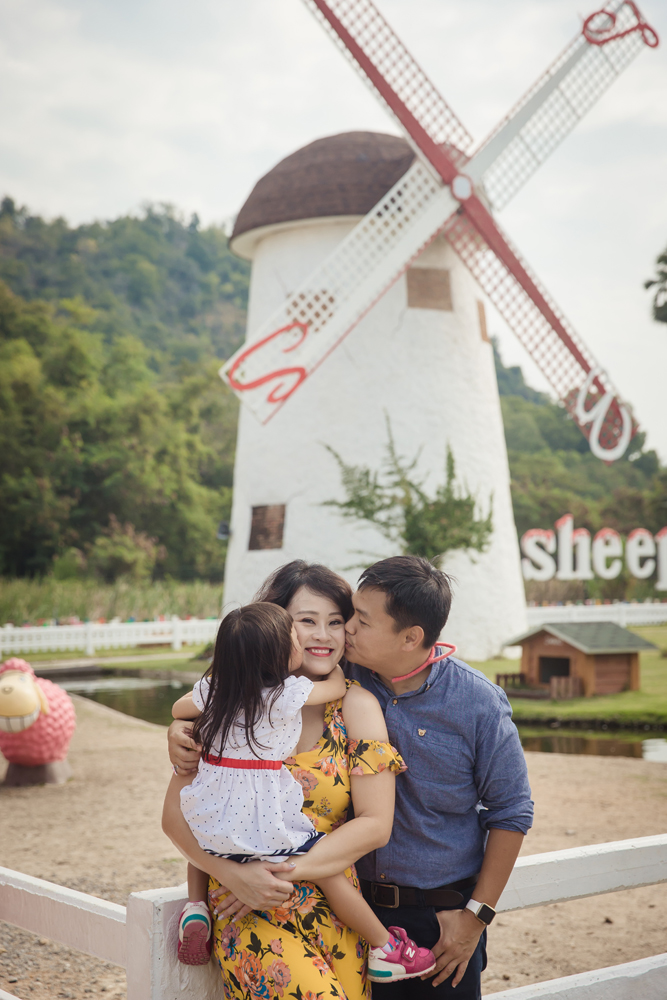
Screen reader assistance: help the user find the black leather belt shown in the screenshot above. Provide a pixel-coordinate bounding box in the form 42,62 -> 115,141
360,875 -> 477,909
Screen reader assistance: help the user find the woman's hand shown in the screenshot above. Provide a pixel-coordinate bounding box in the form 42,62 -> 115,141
209,860 -> 296,919
167,719 -> 201,774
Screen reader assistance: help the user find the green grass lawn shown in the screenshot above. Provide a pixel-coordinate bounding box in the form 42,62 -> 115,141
468,625 -> 667,725
23,644 -> 209,662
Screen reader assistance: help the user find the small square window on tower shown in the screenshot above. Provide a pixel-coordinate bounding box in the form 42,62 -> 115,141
248,505 -> 285,550
406,267 -> 453,311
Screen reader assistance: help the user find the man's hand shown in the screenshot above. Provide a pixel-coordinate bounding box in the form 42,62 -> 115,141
425,908 -> 484,987
209,860 -> 296,920
167,719 -> 201,774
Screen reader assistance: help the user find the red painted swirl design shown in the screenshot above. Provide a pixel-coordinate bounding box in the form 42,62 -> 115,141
226,321 -> 309,405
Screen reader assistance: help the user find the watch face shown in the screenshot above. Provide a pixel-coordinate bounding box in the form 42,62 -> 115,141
477,903 -> 496,925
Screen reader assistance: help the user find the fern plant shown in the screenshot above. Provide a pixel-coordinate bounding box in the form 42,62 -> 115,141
324,420 -> 493,568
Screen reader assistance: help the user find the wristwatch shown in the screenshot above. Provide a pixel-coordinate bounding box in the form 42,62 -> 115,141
465,898 -> 496,925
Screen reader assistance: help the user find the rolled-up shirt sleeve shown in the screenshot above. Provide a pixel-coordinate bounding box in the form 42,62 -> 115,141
474,689 -> 534,834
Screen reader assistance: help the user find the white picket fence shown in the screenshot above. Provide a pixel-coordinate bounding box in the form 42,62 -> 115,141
1,834 -> 666,999
1,602 -> 663,663
526,602 -> 667,629
0,617 -> 220,658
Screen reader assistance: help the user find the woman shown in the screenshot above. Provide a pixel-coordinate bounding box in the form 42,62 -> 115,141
163,561 -> 406,999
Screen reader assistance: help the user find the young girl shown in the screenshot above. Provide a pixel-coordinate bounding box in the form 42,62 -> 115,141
173,601 -> 436,984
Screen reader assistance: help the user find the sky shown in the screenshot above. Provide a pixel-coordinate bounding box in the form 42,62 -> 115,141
1,0 -> 666,460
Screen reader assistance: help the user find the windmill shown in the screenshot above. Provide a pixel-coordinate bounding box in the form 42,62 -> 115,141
220,0 -> 658,659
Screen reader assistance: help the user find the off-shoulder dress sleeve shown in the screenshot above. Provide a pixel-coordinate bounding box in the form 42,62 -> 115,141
347,738 -> 407,775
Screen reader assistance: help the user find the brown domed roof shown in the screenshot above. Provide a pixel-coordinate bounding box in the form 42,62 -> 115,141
231,131 -> 415,258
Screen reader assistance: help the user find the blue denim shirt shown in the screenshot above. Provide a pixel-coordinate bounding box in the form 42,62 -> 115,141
348,651 -> 533,889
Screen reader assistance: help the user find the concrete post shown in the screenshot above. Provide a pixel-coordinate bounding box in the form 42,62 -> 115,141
85,621 -> 95,657
171,616 -> 182,652
125,885 -> 220,1000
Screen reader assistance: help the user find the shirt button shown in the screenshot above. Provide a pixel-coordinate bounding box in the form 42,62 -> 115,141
392,699 -> 398,706
380,873 -> 386,880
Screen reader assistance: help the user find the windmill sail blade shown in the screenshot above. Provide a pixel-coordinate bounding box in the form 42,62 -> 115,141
443,202 -> 633,460
296,0 -> 642,459
468,0 -> 659,210
302,0 -> 473,161
219,161 -> 457,423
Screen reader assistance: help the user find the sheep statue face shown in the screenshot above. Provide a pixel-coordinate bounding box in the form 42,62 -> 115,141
0,658 -> 76,785
0,668 -> 50,732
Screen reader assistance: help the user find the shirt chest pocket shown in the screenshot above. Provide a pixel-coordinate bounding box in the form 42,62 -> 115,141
405,727 -> 464,784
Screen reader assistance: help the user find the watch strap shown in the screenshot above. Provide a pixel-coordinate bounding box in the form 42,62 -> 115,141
465,898 -> 496,925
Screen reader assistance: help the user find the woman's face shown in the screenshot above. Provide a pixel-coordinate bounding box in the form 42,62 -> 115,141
286,586 -> 346,680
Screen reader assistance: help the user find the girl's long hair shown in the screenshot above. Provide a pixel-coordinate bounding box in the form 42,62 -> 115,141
192,602 -> 294,758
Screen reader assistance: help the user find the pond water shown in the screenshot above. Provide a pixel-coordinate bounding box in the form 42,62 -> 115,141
61,676 -> 191,728
59,675 -> 667,762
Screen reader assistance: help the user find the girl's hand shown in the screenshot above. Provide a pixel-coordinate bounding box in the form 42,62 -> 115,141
209,860 -> 296,917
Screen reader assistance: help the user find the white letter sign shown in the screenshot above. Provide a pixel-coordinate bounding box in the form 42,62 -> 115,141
591,528 -> 623,580
625,528 -> 656,579
521,529 -> 557,581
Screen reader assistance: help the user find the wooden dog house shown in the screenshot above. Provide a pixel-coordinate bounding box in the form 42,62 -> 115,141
507,622 -> 656,697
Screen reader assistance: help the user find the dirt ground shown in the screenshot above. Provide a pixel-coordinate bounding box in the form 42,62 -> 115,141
1,696 -> 666,999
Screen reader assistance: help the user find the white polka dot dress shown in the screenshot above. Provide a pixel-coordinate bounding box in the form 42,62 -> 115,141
180,674 -> 320,859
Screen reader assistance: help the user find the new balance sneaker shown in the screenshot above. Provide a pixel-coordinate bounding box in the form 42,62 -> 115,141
367,926 -> 436,982
177,901 -> 212,965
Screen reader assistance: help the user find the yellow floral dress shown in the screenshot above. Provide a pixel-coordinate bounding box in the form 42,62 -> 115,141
209,680 -> 405,1000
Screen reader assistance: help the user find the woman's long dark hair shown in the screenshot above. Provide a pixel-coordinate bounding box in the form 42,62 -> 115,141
192,603 -> 294,758
255,560 -> 354,622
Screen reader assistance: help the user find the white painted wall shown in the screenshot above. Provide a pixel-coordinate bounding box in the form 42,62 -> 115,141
225,216 -> 527,660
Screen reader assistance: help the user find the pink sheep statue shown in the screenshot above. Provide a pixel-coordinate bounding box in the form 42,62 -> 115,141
0,658 -> 76,785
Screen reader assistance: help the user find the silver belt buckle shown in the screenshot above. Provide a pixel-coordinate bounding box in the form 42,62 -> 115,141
372,882 -> 400,908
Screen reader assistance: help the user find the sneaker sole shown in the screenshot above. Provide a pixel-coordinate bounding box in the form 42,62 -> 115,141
178,923 -> 212,966
368,961 -> 436,983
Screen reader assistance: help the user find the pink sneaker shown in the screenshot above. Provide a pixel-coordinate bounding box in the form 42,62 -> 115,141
367,926 -> 436,982
177,901 -> 212,965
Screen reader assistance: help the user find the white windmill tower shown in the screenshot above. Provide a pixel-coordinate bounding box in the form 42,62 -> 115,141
221,0 -> 658,660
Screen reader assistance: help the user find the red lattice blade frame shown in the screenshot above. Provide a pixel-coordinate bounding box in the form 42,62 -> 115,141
303,0 -> 472,165
442,201 -> 635,459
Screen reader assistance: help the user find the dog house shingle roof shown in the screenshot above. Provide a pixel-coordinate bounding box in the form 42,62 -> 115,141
508,621 -> 657,655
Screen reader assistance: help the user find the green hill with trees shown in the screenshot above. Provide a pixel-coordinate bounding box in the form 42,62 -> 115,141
0,196 -> 664,601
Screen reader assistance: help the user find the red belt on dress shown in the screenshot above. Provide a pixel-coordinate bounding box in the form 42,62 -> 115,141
202,754 -> 283,770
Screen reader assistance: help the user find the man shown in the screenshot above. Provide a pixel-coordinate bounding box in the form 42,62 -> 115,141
342,556 -> 532,998
169,555 -> 533,999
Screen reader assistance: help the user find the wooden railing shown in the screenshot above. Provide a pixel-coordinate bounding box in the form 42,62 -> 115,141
549,675 -> 583,700
1,835 -> 666,999
496,672 -> 527,689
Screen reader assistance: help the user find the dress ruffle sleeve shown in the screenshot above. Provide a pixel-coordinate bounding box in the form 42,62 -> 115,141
347,738 -> 407,775
192,675 -> 210,712
269,674 -> 314,724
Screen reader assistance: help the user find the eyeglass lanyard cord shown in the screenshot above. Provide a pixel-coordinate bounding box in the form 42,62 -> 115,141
391,642 -> 457,683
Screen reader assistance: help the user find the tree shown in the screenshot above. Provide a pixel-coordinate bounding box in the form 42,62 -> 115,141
324,421 -> 492,568
645,245 -> 667,324
0,199 -> 251,371
0,280 -> 235,580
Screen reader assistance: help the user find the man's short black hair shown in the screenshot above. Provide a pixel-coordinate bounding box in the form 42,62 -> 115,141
358,556 -> 453,648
